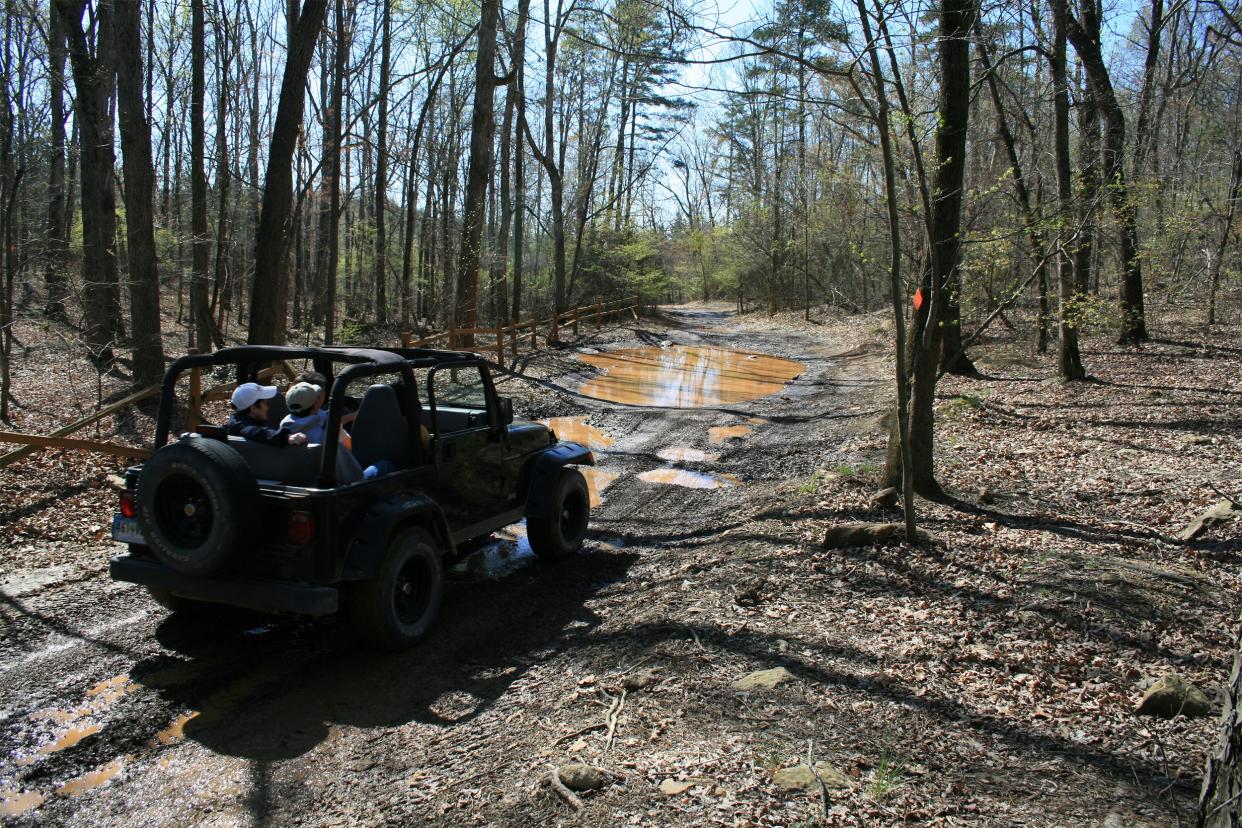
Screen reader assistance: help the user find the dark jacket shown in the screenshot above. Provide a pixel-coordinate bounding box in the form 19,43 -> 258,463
226,410 -> 295,446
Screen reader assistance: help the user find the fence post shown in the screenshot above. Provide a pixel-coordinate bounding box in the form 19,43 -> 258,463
510,320 -> 518,359
401,331 -> 412,348
449,319 -> 457,350
551,311 -> 559,344
595,298 -> 602,328
572,306 -> 579,336
496,321 -> 505,366
529,316 -> 538,348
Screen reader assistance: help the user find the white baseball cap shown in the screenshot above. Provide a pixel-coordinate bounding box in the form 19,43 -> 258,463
231,382 -> 278,410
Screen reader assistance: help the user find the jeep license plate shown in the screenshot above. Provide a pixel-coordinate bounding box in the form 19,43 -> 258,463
111,515 -> 146,545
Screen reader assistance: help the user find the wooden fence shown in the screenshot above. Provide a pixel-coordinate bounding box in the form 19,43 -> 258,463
400,295 -> 642,365
0,297 -> 644,464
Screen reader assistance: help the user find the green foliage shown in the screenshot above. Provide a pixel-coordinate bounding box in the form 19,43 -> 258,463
1062,291 -> 1121,336
939,394 -> 982,419
869,750 -> 905,799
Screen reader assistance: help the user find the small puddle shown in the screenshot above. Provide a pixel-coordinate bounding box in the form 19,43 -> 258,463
87,675 -> 136,704
638,469 -> 735,489
454,523 -> 535,579
0,789 -> 46,817
18,723 -> 102,764
56,757 -> 126,796
578,346 -> 804,408
155,711 -> 201,746
582,467 -> 618,507
656,447 -> 719,464
708,425 -> 751,444
539,417 -> 614,450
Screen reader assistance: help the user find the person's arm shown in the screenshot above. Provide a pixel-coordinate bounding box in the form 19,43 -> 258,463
230,416 -> 305,446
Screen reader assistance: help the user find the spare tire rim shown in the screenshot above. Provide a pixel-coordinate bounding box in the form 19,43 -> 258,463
154,473 -> 215,549
394,555 -> 434,627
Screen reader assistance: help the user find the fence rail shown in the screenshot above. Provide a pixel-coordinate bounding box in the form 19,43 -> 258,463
400,295 -> 642,365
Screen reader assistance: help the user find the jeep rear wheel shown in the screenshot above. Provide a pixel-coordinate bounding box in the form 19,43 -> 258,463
528,468 -> 590,560
348,528 -> 444,650
136,438 -> 258,575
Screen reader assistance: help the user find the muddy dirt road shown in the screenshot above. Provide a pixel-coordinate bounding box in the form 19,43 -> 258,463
1,307 -> 888,826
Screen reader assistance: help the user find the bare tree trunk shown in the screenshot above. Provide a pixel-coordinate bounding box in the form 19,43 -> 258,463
1199,620 -> 1242,828
115,0 -> 166,389
976,34 -> 1050,354
211,4 -> 233,336
1208,151 -> 1242,326
0,4 -> 16,421
44,1 -> 69,322
58,0 -> 124,364
455,0 -> 504,345
1066,5 -> 1148,344
190,0 -> 215,351
511,0 -> 530,324
248,0 -> 329,345
317,0 -> 346,344
854,0 -> 916,538
1052,0 -> 1086,380
882,0 -> 974,498
373,0 -> 391,326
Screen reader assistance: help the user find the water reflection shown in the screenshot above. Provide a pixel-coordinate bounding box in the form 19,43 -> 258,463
637,469 -> 735,489
708,425 -> 751,444
578,346 -> 803,407
656,447 -> 719,464
538,417 -> 614,450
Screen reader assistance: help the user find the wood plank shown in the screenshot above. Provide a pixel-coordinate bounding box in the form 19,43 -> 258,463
0,384 -> 160,469
0,431 -> 152,460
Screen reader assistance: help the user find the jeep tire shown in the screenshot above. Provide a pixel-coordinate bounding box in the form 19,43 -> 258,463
348,527 -> 444,650
528,468 -> 589,560
136,438 -> 258,576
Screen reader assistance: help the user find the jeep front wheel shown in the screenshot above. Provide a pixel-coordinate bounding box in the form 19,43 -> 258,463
348,528 -> 444,650
528,468 -> 590,560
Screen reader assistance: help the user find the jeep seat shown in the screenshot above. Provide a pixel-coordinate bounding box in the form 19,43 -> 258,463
224,436 -> 363,486
351,384 -> 410,470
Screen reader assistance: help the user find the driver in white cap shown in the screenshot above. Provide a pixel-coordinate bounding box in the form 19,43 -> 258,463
226,382 -> 308,446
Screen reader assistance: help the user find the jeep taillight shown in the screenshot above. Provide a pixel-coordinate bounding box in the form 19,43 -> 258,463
286,511 -> 316,545
119,490 -> 137,519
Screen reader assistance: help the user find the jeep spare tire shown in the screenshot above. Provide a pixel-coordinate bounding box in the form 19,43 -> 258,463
136,438 -> 258,575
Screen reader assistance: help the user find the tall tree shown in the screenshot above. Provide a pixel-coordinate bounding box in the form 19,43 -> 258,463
373,0 -> 391,325
115,0 -> 166,388
44,2 -> 69,322
56,0 -> 124,364
455,0 -> 506,344
882,0 -> 975,497
317,0 -> 347,344
1066,1 -> 1148,344
248,0 -> 329,345
1051,0 -> 1086,379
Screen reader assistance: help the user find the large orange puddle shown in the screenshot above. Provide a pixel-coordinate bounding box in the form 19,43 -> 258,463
578,346 -> 803,407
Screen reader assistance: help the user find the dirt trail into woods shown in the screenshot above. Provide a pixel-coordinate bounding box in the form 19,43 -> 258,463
0,306 -> 890,826
7,306 -> 1222,826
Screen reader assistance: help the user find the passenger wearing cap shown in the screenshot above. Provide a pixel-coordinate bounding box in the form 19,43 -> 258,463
226,383 -> 308,446
281,381 -> 355,449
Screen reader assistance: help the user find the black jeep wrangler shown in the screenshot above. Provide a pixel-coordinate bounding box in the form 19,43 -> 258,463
109,345 -> 594,649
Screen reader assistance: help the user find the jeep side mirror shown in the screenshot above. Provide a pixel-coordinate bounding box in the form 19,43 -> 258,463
498,396 -> 514,425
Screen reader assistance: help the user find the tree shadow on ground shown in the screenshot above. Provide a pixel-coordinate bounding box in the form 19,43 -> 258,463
129,548 -> 638,762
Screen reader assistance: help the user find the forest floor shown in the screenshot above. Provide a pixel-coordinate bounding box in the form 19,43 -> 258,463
0,303 -> 1239,827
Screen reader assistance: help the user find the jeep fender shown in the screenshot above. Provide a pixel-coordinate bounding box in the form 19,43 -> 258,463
524,442 -> 594,520
341,494 -> 454,581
